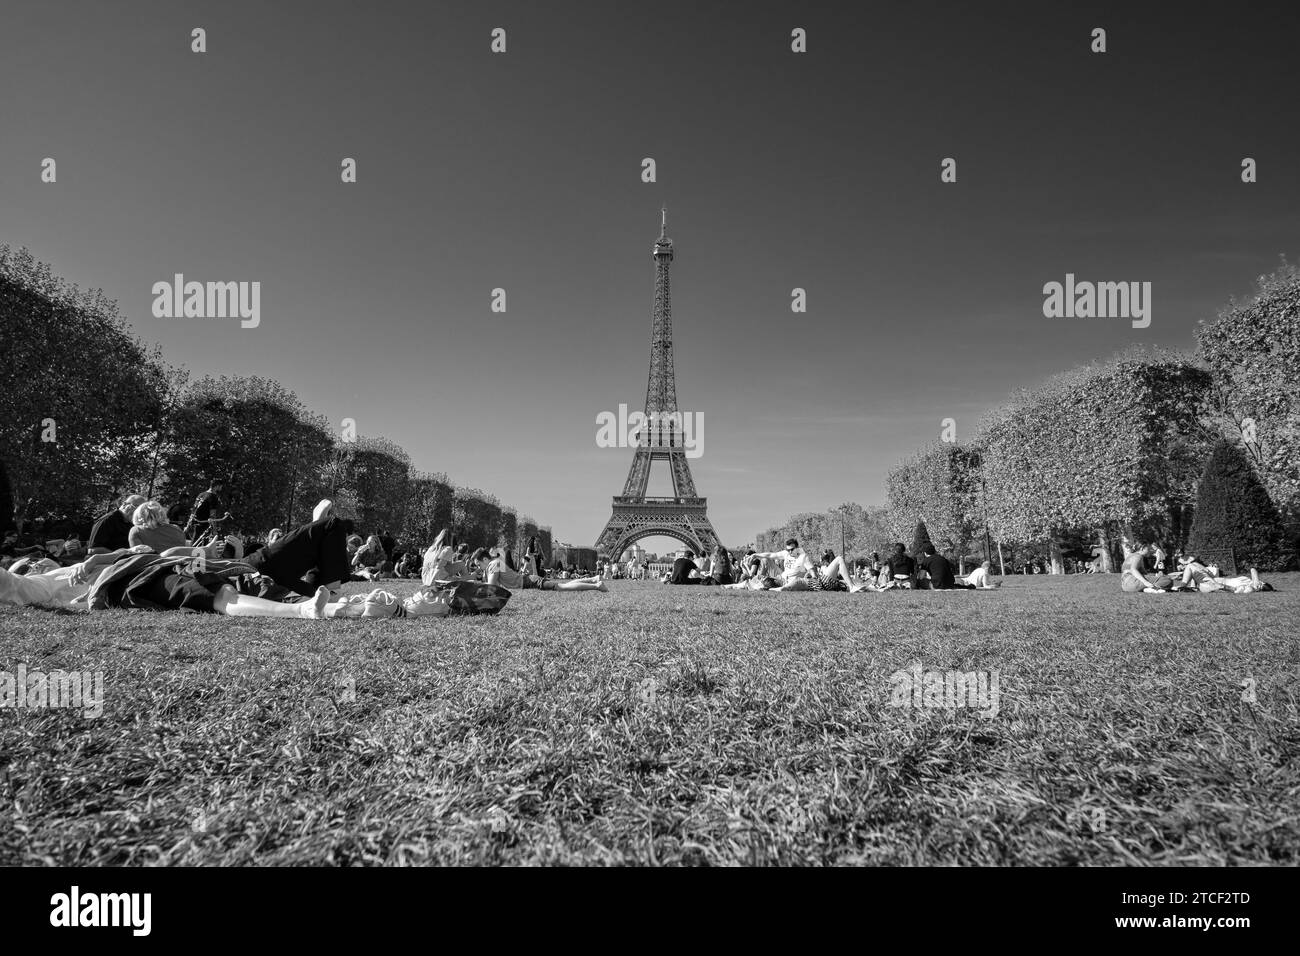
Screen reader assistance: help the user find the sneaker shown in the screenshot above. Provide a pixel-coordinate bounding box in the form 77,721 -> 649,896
400,587 -> 451,618
359,588 -> 401,618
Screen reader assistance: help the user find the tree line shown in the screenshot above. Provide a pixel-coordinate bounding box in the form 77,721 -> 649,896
754,260 -> 1300,573
0,245 -> 553,560
884,262 -> 1300,572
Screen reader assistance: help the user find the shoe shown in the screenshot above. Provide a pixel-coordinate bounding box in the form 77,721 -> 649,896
400,587 -> 451,618
359,588 -> 401,618
313,499 -> 334,522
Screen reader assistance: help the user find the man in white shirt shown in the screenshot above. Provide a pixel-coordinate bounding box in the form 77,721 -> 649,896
961,560 -> 1001,589
753,537 -> 817,590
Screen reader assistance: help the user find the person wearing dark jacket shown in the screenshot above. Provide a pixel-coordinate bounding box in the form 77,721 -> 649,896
885,542 -> 916,589
917,544 -> 957,589
669,551 -> 702,584
87,494 -> 145,554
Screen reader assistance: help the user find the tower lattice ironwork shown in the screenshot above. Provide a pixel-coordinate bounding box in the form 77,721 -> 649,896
594,211 -> 722,561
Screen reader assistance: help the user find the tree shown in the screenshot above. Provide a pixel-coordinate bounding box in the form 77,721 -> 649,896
333,435 -> 411,534
401,470 -> 454,547
784,511 -> 828,555
1187,440 -> 1294,571
162,375 -> 334,535
0,246 -> 168,528
452,486 -> 501,546
498,507 -> 518,551
519,515 -> 539,555
0,464 -> 12,533
1197,257 -> 1300,532
910,520 -> 933,558
886,444 -> 979,562
976,348 -> 1212,572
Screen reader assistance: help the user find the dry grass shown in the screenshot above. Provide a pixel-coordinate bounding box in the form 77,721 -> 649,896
1,574 -> 1297,865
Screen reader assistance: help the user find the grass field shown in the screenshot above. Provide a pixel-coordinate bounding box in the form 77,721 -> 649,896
1,574 -> 1297,866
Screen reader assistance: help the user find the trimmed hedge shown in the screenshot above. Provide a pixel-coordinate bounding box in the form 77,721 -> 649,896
1188,440 -> 1294,571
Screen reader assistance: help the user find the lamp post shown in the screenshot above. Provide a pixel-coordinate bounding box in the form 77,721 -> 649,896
973,451 -> 992,563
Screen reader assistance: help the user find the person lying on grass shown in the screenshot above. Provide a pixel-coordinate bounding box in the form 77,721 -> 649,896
481,547 -> 607,591
0,543 -> 332,619
241,499 -> 351,598
810,549 -> 874,592
0,542 -> 515,619
1168,555 -> 1275,593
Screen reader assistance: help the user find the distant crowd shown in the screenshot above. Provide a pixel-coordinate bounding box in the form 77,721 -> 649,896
2,484 -> 1276,618
656,539 -> 999,592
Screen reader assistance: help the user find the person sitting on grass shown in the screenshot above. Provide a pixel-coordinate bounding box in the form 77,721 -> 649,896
394,548 -> 421,578
1120,544 -> 1174,592
422,529 -> 467,586
352,535 -> 389,579
87,494 -> 146,554
880,542 -> 917,590
720,551 -> 766,589
669,550 -> 703,584
751,538 -> 818,591
128,501 -> 190,552
916,544 -> 958,590
960,560 -> 1002,589
703,545 -> 734,585
465,548 -> 493,582
480,547 -> 607,591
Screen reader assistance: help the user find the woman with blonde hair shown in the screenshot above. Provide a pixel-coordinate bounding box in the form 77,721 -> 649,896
128,501 -> 189,551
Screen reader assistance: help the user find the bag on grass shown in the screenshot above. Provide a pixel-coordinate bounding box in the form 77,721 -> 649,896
442,580 -> 512,615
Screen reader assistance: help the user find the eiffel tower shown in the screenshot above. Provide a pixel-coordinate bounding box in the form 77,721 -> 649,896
594,210 -> 722,561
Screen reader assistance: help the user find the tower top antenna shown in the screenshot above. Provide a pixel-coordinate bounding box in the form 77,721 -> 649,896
655,206 -> 672,254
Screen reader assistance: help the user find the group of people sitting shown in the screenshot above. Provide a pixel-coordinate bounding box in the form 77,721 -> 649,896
416,529 -> 608,592
662,539 -> 1002,592
1120,544 -> 1273,594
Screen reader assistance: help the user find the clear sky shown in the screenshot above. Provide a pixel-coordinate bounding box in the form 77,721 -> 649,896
3,0 -> 1297,548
